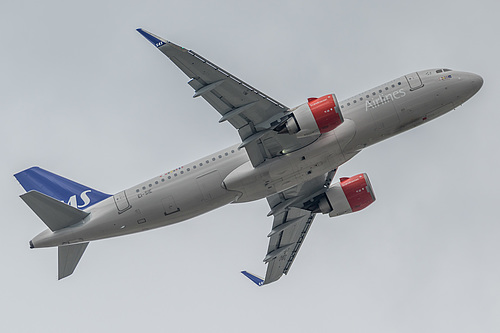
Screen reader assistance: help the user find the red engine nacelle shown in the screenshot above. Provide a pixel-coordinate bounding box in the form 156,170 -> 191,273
279,94 -> 344,137
318,173 -> 376,217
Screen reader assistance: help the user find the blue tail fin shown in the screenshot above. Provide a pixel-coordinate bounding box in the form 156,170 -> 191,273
14,167 -> 111,209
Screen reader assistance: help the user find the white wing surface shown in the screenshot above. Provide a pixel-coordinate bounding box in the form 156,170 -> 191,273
137,28 -> 318,166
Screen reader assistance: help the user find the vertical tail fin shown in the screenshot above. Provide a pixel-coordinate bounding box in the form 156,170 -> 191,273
14,167 -> 111,209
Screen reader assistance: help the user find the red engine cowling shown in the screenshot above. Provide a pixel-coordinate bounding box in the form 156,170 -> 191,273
318,173 -> 376,217
279,94 -> 344,137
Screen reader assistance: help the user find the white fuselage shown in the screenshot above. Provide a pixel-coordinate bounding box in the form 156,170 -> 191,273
31,69 -> 482,248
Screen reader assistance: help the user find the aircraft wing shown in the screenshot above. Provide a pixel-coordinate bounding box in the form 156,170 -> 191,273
137,28 -> 319,166
242,170 -> 337,285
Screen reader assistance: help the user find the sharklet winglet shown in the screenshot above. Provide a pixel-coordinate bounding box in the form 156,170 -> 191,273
241,271 -> 264,286
136,28 -> 166,48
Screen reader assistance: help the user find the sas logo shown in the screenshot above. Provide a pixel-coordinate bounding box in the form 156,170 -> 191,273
67,190 -> 92,209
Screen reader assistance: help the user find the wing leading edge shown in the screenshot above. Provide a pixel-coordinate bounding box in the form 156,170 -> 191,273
136,28 -> 319,166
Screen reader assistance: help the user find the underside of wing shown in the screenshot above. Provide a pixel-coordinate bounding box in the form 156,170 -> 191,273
263,207 -> 316,284
243,170 -> 337,286
137,28 -> 319,166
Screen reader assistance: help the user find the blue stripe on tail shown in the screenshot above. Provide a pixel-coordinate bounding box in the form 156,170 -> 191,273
14,167 -> 111,209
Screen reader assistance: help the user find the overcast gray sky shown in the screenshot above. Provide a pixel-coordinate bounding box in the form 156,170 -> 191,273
1,0 -> 498,332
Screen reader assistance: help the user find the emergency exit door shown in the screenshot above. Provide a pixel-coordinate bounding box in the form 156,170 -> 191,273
405,72 -> 424,90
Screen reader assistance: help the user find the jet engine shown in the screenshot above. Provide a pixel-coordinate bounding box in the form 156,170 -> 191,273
318,173 -> 376,217
277,94 -> 343,137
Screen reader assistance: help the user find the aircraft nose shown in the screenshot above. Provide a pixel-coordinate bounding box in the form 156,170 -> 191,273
470,73 -> 484,94
453,71 -> 483,103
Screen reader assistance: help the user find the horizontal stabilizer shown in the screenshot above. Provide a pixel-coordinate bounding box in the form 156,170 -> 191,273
241,271 -> 264,286
20,191 -> 89,231
58,242 -> 89,280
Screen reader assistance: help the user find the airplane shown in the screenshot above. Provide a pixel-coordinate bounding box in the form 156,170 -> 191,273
15,28 -> 483,285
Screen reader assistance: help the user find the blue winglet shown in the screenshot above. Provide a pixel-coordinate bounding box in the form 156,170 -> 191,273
241,271 -> 264,286
136,28 -> 166,48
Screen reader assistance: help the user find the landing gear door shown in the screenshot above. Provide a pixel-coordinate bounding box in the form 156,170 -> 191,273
406,72 -> 424,90
114,190 -> 132,214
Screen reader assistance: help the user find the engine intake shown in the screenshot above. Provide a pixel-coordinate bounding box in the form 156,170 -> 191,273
278,94 -> 343,137
318,173 -> 376,217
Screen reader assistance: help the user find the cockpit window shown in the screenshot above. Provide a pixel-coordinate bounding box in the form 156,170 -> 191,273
443,68 -> 452,72
436,69 -> 443,73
